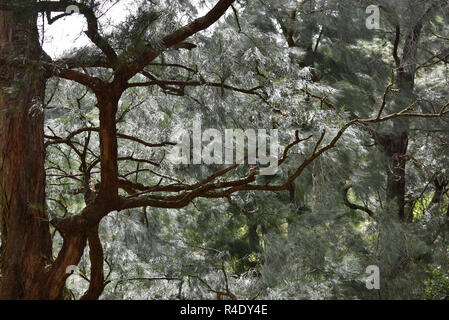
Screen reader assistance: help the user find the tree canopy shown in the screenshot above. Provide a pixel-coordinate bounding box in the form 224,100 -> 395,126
0,0 -> 449,300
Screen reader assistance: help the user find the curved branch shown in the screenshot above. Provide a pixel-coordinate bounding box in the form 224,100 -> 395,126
81,225 -> 105,300
342,185 -> 374,217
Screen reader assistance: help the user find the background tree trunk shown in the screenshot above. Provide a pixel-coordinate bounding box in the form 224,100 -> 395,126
380,131 -> 409,221
380,20 -> 423,222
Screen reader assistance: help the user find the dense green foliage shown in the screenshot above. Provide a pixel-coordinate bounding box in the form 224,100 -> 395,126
39,0 -> 449,299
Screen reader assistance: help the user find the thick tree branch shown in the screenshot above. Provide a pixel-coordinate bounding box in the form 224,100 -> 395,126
117,0 -> 235,81
80,225 -> 105,300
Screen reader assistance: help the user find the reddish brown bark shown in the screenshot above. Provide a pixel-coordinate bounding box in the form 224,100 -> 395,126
80,225 -> 105,300
96,90 -> 120,204
0,7 -> 52,299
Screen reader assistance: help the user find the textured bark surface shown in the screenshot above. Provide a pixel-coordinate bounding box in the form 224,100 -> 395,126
0,6 -> 52,299
381,132 -> 409,221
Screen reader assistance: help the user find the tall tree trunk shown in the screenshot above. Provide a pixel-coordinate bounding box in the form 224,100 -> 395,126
0,5 -> 53,299
380,19 -> 423,221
